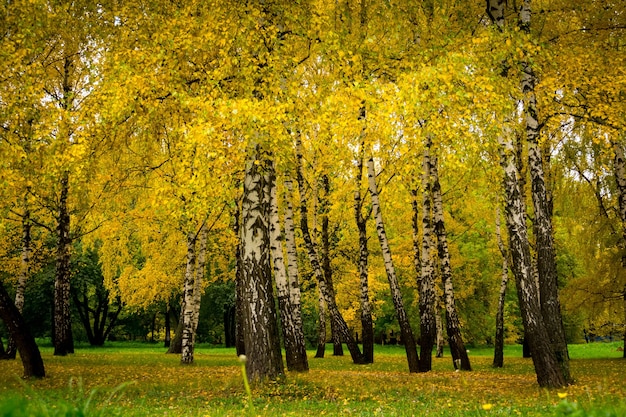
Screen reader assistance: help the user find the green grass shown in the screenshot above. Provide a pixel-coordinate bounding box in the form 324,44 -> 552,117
0,342 -> 624,416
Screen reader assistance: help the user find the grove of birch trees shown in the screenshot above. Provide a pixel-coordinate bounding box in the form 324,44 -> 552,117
1,0 -> 625,388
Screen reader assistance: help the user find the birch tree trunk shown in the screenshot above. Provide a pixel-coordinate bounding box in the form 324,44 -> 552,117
283,178 -> 309,369
54,171 -> 74,356
241,146 -> 284,382
367,157 -> 419,372
430,154 -> 471,371
6,199 -> 32,359
493,208 -> 509,368
0,281 -> 45,378
269,165 -> 309,372
419,138 -> 437,372
519,0 -> 570,383
354,148 -> 374,364
498,133 -> 567,388
296,137 -> 365,364
181,231 -> 198,364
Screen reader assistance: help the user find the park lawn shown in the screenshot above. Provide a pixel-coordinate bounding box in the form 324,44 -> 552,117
0,342 -> 624,416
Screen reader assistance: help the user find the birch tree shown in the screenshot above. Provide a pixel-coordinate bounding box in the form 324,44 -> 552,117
367,156 -> 420,372
241,145 -> 284,382
429,151 -> 471,371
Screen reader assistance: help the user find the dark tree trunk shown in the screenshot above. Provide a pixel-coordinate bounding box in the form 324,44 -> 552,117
164,304 -> 171,348
54,172 -> 74,356
241,147 -> 284,382
0,281 -> 45,378
493,208 -> 509,368
354,168 -> 374,364
167,307 -> 183,354
224,305 -> 236,348
320,175 -> 344,357
233,198 -> 246,357
430,154 -> 471,371
314,287 -> 327,359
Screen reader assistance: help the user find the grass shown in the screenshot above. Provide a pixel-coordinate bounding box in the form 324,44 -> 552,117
0,341 -> 624,416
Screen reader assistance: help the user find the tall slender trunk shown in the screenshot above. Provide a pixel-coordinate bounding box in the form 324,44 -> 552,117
493,208 -> 509,368
430,153 -> 471,371
283,178 -> 309,370
241,146 -> 284,382
54,171 -> 73,356
0,281 -> 45,378
232,199 -> 246,356
367,157 -> 419,372
164,303 -> 171,348
296,137 -> 364,364
320,175 -> 344,357
419,137 -> 437,372
354,148 -> 374,364
7,198 -> 32,358
269,165 -> 309,372
612,138 -> 626,357
499,131 -> 566,388
181,231 -> 198,364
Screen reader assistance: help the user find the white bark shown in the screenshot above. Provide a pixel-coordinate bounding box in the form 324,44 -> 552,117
181,231 -> 197,364
367,157 -> 419,372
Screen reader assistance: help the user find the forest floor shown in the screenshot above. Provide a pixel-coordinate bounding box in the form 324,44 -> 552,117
0,341 -> 624,416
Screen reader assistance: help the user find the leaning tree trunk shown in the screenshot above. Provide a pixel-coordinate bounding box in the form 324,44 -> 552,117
269,166 -> 309,372
6,199 -> 32,359
519,0 -> 570,382
241,147 -> 284,382
320,175 -> 344,357
493,207 -> 509,368
354,148 -> 374,364
283,178 -> 309,370
499,131 -> 567,388
54,171 -> 74,356
419,138 -> 437,372
296,137 -> 365,364
367,157 -> 420,372
430,153 -> 471,371
0,281 -> 45,378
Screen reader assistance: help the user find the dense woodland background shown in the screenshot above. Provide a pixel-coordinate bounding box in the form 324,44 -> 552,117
0,0 -> 625,387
